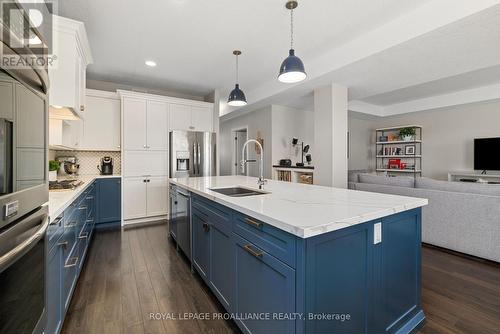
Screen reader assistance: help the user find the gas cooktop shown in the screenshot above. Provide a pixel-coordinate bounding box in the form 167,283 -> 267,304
49,179 -> 84,191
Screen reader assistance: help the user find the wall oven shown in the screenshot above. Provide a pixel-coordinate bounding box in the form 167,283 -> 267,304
0,0 -> 50,332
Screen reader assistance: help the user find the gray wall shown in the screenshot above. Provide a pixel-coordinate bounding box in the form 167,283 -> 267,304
348,100 -> 500,180
219,106 -> 273,178
220,105 -> 314,178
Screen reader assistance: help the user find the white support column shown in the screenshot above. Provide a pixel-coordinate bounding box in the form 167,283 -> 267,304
313,83 -> 348,188
209,89 -> 221,175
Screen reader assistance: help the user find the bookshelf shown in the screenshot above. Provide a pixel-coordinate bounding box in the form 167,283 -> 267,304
375,125 -> 422,177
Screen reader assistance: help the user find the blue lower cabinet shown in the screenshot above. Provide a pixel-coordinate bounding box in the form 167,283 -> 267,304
46,243 -> 63,334
208,215 -> 234,310
192,209 -> 211,281
371,210 -> 424,333
233,233 -> 296,334
96,178 -> 121,229
304,224 -> 372,334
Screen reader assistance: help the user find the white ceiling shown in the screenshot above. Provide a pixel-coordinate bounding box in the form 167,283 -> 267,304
58,0 -> 432,98
59,0 -> 500,117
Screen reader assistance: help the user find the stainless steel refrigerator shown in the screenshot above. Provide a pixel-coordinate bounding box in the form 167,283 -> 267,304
169,131 -> 216,261
169,130 -> 216,178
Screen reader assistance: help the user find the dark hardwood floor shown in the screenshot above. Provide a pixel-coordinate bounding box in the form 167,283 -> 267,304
61,224 -> 500,334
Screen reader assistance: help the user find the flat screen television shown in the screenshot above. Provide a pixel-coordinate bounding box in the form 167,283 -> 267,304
474,137 -> 500,171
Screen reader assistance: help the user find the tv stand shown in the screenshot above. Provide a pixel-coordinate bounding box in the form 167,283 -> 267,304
448,171 -> 500,183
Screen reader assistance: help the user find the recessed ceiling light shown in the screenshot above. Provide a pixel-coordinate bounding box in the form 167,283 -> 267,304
145,60 -> 157,67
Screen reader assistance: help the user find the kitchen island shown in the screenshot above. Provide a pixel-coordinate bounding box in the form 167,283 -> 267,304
169,176 -> 428,334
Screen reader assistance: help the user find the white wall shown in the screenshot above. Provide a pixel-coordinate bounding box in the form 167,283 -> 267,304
271,105 -> 313,166
219,106 -> 273,178
348,100 -> 500,180
220,105 -> 314,179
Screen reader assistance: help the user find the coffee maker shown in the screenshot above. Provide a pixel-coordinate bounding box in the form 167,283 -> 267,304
98,157 -> 113,175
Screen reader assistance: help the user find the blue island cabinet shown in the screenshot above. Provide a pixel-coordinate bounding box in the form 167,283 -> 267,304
187,192 -> 425,334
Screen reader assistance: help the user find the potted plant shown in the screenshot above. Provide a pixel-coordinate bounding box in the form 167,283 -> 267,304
399,127 -> 416,141
49,160 -> 60,182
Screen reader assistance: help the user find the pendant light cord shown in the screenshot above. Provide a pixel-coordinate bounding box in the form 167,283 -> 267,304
290,7 -> 294,49
235,54 -> 239,84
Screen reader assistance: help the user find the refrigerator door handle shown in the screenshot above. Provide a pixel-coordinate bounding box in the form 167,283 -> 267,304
192,142 -> 197,175
197,142 -> 201,176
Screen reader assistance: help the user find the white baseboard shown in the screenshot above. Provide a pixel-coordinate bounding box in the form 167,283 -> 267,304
123,215 -> 168,229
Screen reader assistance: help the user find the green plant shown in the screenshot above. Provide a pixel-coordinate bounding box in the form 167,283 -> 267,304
49,160 -> 61,172
399,127 -> 416,138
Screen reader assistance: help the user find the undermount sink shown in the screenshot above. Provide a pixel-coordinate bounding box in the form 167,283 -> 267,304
209,186 -> 268,197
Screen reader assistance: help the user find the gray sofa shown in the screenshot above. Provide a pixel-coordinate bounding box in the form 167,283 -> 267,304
349,172 -> 500,262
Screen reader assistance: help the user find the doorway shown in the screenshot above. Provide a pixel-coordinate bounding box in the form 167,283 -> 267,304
232,127 -> 248,176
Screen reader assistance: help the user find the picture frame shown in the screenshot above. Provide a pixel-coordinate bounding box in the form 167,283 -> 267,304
405,145 -> 416,155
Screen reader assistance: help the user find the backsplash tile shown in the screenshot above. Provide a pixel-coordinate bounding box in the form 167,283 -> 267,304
53,150 -> 121,175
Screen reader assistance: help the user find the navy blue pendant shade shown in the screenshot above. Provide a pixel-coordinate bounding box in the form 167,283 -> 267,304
278,49 -> 306,83
228,84 -> 247,107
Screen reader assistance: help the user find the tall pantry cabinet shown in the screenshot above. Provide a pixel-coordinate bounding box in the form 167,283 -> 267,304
119,90 -> 214,226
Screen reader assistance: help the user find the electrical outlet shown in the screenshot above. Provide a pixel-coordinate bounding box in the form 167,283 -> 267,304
374,222 -> 382,244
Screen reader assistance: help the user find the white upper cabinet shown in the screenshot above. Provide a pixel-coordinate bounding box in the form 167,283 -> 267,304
169,103 -> 213,132
191,106 -> 213,132
81,90 -> 121,151
49,15 -> 93,119
123,97 -> 147,150
170,103 -> 192,131
146,101 -> 169,150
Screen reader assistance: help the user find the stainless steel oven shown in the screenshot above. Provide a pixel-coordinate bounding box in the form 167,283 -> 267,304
0,1 -> 50,332
0,206 -> 49,334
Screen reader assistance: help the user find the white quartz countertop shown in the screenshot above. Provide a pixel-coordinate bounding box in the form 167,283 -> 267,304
48,175 -> 121,221
170,176 -> 428,238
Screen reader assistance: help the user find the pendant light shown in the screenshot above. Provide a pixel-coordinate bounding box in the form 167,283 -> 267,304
228,50 -> 247,106
278,0 -> 307,83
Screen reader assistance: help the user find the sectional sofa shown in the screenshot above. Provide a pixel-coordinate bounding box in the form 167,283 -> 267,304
349,172 -> 500,262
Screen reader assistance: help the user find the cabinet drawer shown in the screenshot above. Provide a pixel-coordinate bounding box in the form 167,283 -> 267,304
62,243 -> 78,311
233,233 -> 296,334
233,213 -> 296,268
47,214 -> 64,252
61,218 -> 77,258
192,196 -> 231,233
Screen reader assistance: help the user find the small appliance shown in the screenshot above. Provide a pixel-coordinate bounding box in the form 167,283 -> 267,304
279,159 -> 292,167
98,156 -> 114,175
56,156 -> 80,176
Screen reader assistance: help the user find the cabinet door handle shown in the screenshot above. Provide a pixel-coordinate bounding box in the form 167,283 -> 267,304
243,244 -> 263,258
202,222 -> 210,231
50,216 -> 63,226
244,218 -> 263,229
80,105 -> 85,112
66,221 -> 77,228
78,232 -> 89,239
57,240 -> 68,248
64,257 -> 78,268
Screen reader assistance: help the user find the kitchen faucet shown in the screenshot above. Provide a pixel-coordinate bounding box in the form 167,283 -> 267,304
241,139 -> 267,189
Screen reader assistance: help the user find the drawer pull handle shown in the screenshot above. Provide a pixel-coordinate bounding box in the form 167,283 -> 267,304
50,217 -> 63,226
202,222 -> 210,231
244,244 -> 263,258
86,196 -> 94,200
64,257 -> 78,268
66,222 -> 77,228
245,218 -> 263,229
57,241 -> 68,248
79,206 -> 87,210
78,232 -> 89,239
